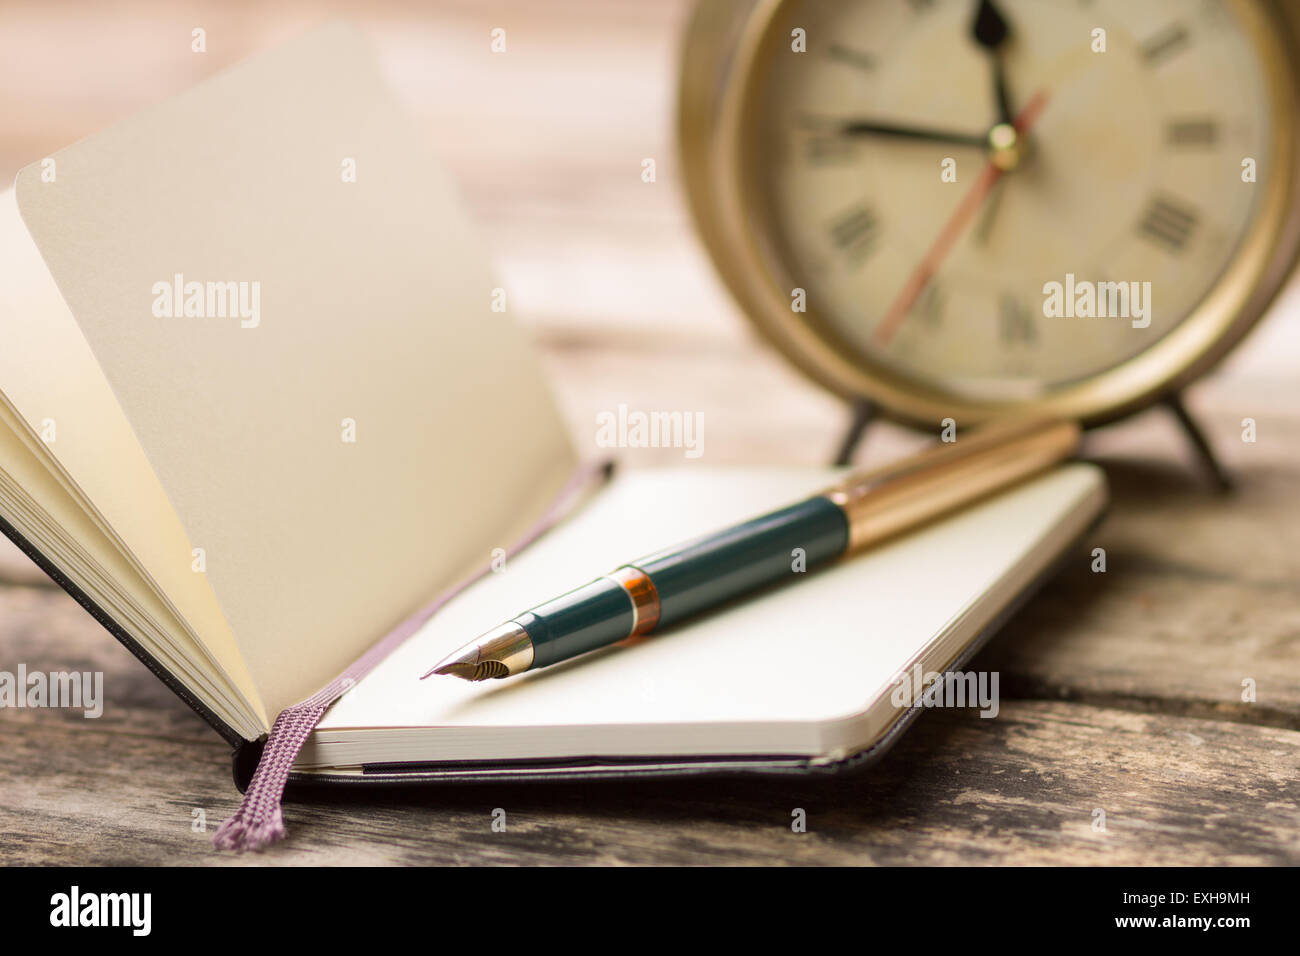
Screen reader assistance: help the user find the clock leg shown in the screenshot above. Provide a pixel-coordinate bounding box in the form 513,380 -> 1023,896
1163,393 -> 1234,494
832,397 -> 879,466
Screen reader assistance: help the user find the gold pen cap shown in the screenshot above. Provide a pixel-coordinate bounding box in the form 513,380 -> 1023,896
822,417 -> 1081,553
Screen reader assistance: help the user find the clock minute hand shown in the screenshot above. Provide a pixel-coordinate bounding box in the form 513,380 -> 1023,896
971,0 -> 1015,126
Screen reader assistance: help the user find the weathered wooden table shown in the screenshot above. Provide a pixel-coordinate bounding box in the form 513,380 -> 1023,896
1,0 -> 1297,865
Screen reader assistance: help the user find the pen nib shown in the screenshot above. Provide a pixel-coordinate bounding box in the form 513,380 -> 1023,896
421,622 -> 534,681
422,647 -> 512,682
422,646 -> 482,681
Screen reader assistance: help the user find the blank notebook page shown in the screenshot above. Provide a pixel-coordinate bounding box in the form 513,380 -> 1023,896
303,462 -> 1104,767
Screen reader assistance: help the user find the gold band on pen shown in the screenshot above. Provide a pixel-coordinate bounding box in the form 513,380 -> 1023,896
605,565 -> 662,636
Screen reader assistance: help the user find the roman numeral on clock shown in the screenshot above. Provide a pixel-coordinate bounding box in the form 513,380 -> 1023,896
804,136 -> 857,165
915,282 -> 944,328
999,293 -> 1036,345
826,44 -> 875,73
828,204 -> 880,265
1166,118 -> 1218,147
1140,23 -> 1190,67
1137,195 -> 1199,252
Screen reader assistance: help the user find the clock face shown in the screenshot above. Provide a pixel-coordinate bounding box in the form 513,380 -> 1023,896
739,0 -> 1279,402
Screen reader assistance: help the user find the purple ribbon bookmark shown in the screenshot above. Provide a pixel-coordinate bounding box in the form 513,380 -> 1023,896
213,459 -> 612,852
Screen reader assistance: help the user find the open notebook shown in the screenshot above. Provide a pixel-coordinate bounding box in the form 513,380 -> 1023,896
0,24 -> 1106,795
304,463 -> 1104,776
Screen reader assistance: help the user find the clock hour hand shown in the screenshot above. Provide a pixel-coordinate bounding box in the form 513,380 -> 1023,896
971,0 -> 1014,126
830,119 -> 986,147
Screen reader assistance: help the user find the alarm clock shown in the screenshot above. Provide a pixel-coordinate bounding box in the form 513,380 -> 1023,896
679,0 -> 1300,429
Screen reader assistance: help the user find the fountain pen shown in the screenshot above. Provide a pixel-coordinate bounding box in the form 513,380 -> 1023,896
425,416 -> 1079,682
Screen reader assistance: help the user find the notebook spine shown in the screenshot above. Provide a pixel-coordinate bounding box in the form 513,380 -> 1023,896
0,510 -> 248,748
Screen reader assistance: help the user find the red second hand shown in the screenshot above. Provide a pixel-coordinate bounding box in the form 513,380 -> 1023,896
873,89 -> 1050,348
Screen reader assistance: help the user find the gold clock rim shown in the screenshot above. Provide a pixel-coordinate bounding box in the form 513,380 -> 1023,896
680,0 -> 1300,428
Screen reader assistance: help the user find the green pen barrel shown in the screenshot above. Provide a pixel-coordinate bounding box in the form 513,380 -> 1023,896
634,496 -> 849,627
518,579 -> 635,668
517,496 -> 849,669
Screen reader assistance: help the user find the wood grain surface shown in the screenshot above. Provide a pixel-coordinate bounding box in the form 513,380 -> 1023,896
1,0 -> 1297,865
